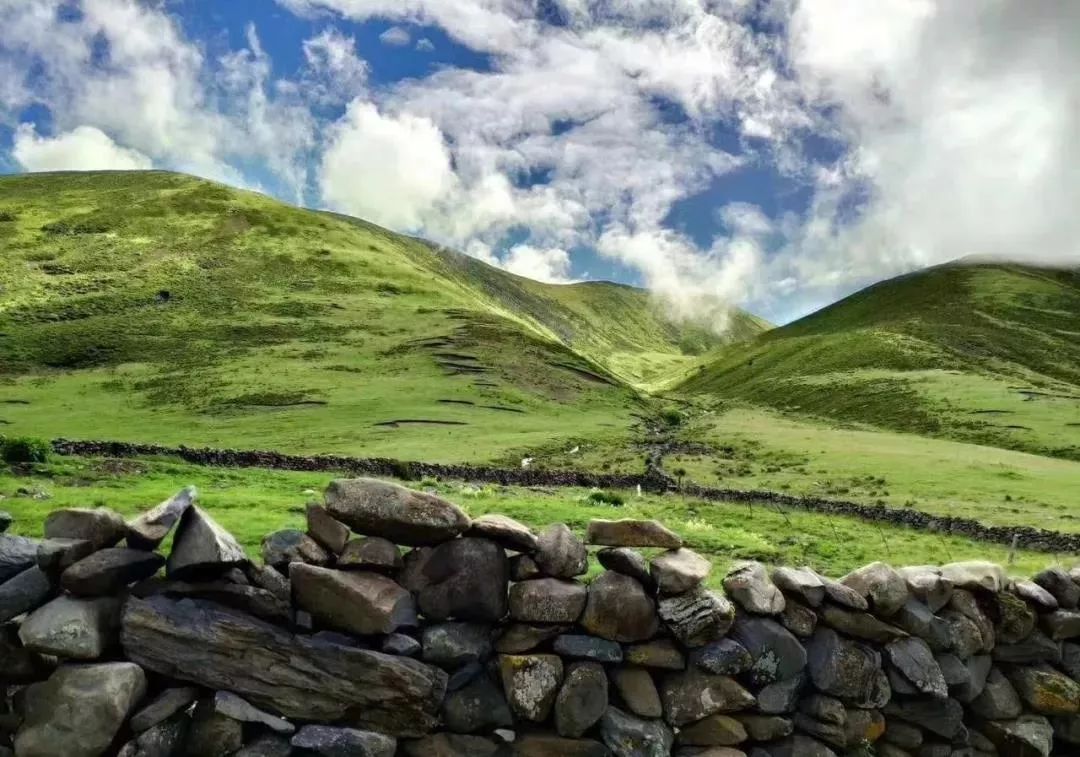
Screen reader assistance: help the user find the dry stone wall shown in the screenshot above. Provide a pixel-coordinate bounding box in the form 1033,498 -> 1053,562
2,479 -> 1080,757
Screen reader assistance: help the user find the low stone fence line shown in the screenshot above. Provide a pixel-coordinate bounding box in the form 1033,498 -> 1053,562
51,438 -> 1080,554
2,478 -> 1080,756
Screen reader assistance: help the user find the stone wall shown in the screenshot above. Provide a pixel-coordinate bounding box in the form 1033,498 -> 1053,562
2,478 -> 1080,757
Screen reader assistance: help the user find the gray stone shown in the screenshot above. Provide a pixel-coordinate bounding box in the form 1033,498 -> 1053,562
690,638 -> 752,675
587,518 -> 682,548
534,523 -> 588,578
324,477 -> 470,546
658,587 -> 735,647
509,578 -> 586,623
982,715 -> 1053,757
554,633 -> 623,662
940,561 -> 1005,593
736,714 -> 794,741
306,503 -> 350,554
625,638 -> 686,670
130,686 -> 199,732
442,673 -> 513,734
660,668 -> 755,726
421,622 -> 492,668
0,620 -> 45,681
291,725 -> 396,757
0,565 -> 52,623
60,548 -> 164,596
145,579 -> 290,623
897,566 -> 953,612
892,599 -> 951,651
730,616 -> 807,686
813,572 -> 868,610
233,735 -> 294,757
994,590 -> 1036,644
496,623 -> 569,654
601,706 -> 674,757
127,487 -> 195,551
934,652 -> 967,686
1043,608 -> 1080,640
498,654 -> 563,722
467,514 -> 538,552
511,734 -> 608,756
611,666 -> 662,718
820,604 -> 907,643
291,564 -> 417,635
401,734 -> 499,756
1007,663 -> 1080,715
399,546 -> 435,592
382,632 -> 421,657
338,536 -> 402,571
952,654 -> 992,702
1064,641 -> 1080,679
14,662 -> 147,757
723,561 -> 785,615
678,714 -> 747,747
19,594 -> 121,659
166,505 -> 246,579
417,537 -> 509,622
555,662 -> 608,738
36,538 -> 94,574
993,629 -> 1061,664
1013,579 -> 1058,611
121,595 -> 447,736
779,600 -> 817,637
772,567 -> 825,607
580,571 -> 658,642
1033,566 -> 1080,609
597,547 -> 654,588
949,588 -> 994,652
755,674 -> 805,714
184,698 -> 242,757
942,609 -> 986,659
262,529 -> 329,571
0,534 -> 41,582
840,562 -> 908,616
971,667 -> 1022,720
883,697 -> 963,739
43,507 -> 126,550
885,637 -> 947,698
752,734 -> 837,757
214,690 -> 294,734
510,554 -> 542,581
651,548 -> 711,594
119,714 -> 189,757
806,628 -> 887,706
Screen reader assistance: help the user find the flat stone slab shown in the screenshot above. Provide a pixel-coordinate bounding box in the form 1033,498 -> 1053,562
585,519 -> 682,548
127,486 -> 196,550
61,548 -> 164,596
121,595 -> 447,736
324,478 -> 470,546
291,564 -> 417,636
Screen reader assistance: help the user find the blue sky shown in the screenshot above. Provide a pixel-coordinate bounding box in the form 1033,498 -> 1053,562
1,1 -> 1076,327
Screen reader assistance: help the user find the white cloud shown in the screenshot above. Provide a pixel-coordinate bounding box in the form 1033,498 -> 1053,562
415,38 -> 435,53
379,26 -> 411,46
319,100 -> 456,230
302,27 -> 368,104
499,244 -> 573,283
12,124 -> 152,172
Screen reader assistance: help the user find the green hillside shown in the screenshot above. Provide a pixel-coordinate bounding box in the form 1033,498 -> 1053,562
0,170 -> 765,461
678,262 -> 1080,460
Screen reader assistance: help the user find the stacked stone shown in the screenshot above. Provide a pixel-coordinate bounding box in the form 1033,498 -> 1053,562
2,479 -> 1080,756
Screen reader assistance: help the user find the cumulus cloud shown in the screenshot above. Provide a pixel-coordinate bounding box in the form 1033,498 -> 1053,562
499,244 -> 574,283
319,101 -> 456,230
379,26 -> 411,46
12,124 -> 152,172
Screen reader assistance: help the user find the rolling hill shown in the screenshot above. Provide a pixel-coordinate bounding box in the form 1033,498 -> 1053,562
0,170 -> 767,462
678,261 -> 1080,460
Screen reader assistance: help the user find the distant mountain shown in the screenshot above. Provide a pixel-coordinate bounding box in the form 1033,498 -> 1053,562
678,261 -> 1080,460
0,170 -> 766,461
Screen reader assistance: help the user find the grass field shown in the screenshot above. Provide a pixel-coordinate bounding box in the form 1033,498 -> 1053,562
0,171 -> 764,462
679,263 -> 1080,461
0,455 -> 1067,580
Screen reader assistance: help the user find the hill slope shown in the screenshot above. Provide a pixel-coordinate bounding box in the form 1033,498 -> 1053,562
678,262 -> 1080,460
0,170 -> 765,461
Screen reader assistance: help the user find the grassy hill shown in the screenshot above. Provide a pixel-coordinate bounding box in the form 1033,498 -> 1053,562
0,170 -> 766,461
678,262 -> 1080,460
